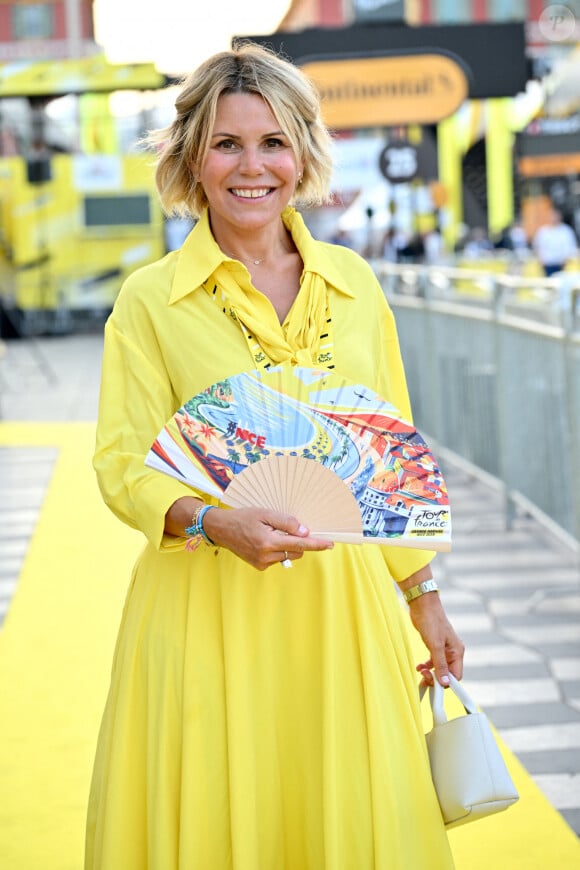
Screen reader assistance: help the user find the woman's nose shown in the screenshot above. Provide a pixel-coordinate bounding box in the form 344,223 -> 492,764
239,147 -> 264,174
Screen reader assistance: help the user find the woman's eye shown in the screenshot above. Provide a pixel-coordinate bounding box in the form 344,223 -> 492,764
264,138 -> 285,148
215,139 -> 238,150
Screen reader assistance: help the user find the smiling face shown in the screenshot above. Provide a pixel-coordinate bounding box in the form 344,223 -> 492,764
198,91 -> 302,241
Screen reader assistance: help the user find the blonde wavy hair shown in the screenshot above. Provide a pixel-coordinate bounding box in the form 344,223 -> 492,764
149,42 -> 334,218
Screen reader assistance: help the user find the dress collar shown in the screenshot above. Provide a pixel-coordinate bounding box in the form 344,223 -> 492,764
168,207 -> 356,305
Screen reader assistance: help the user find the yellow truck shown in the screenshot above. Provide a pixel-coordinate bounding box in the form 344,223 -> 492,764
0,55 -> 168,336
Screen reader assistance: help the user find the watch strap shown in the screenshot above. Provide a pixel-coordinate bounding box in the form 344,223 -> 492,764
402,579 -> 439,603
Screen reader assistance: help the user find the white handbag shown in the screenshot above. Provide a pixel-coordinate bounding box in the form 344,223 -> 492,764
420,674 -> 519,828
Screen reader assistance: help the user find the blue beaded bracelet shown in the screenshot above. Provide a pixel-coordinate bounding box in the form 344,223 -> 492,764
184,504 -> 216,551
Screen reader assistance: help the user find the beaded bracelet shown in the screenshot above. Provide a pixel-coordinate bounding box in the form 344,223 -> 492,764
184,504 -> 217,552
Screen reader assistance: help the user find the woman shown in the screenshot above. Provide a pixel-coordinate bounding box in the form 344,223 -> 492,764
86,43 -> 464,869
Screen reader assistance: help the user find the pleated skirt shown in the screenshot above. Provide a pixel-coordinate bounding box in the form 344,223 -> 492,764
85,543 -> 454,870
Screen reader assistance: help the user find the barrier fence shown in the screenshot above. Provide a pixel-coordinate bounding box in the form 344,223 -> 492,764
373,261 -> 580,550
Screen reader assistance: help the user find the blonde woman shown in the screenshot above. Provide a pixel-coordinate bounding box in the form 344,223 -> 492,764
86,43 -> 463,869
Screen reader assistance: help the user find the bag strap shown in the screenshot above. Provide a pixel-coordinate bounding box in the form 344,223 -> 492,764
419,673 -> 477,725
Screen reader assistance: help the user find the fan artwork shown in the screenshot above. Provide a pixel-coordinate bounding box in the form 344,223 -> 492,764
145,366 -> 451,550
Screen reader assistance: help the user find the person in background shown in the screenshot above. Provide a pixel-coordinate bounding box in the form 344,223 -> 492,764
382,225 -> 404,262
533,207 -> 578,276
423,225 -> 445,265
507,219 -> 529,254
397,230 -> 426,263
463,226 -> 494,258
85,43 -> 463,870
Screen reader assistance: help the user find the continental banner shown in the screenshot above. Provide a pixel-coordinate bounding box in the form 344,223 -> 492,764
301,52 -> 469,128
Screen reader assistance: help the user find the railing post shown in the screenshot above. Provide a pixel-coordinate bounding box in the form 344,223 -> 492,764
572,287 -> 580,334
492,276 -> 516,531
421,267 -> 445,449
564,289 -> 580,546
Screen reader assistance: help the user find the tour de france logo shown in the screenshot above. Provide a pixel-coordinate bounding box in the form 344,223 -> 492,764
539,5 -> 577,41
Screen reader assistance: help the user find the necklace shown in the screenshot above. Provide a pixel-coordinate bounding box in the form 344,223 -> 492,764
223,250 -> 264,266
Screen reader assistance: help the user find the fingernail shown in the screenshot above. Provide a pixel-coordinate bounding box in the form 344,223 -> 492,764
298,524 -> 308,535
441,675 -> 450,687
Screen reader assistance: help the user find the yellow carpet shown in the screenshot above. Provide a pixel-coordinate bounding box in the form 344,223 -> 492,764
0,423 -> 579,869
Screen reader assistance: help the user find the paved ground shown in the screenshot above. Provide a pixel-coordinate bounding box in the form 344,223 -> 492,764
1,332 -> 579,835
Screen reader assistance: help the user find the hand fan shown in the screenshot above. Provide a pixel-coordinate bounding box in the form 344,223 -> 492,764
145,366 -> 451,550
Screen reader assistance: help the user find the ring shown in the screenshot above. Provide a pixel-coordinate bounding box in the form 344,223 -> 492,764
281,550 -> 292,569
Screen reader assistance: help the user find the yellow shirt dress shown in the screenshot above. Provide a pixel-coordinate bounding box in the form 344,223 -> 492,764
85,208 -> 455,869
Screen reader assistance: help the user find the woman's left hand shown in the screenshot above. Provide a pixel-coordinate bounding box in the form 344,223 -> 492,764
408,592 -> 465,689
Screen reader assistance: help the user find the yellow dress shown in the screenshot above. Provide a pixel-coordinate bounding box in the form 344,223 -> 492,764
86,208 -> 455,869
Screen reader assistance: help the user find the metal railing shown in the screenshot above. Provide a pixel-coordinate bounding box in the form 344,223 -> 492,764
372,261 -> 580,550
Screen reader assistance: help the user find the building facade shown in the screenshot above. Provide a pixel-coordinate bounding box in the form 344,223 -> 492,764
0,0 -> 96,60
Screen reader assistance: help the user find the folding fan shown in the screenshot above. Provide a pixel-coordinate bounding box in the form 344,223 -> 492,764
145,366 -> 451,551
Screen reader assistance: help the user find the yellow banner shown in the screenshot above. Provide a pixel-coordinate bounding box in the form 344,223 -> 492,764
0,54 -> 165,97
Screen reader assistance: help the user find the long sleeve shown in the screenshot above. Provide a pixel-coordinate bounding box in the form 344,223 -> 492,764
93,283 -> 212,552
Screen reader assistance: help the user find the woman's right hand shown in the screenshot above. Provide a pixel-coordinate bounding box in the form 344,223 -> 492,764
204,505 -> 334,570
165,497 -> 333,570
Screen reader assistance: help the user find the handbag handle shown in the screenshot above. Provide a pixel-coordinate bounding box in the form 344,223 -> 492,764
419,673 -> 478,725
